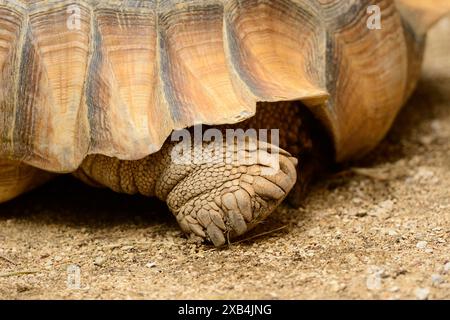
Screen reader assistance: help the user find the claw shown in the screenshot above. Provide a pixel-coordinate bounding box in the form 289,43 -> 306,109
227,210 -> 247,236
234,189 -> 253,222
207,223 -> 226,247
252,176 -> 285,200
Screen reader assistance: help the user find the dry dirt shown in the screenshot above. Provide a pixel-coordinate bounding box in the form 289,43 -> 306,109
1,18 -> 449,300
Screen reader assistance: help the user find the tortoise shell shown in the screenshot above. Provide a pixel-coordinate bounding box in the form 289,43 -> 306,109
0,0 -> 449,175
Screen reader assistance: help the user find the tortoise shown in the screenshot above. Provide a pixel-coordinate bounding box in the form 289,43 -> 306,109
0,0 -> 449,246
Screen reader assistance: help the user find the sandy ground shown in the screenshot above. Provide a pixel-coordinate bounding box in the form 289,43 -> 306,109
1,18 -> 449,300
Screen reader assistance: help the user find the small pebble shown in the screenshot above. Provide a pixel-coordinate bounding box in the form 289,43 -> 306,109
379,200 -> 394,211
413,167 -> 434,181
16,284 -> 31,293
121,245 -> 134,251
329,280 -> 346,292
387,229 -> 398,236
388,286 -> 399,293
416,241 -> 427,249
366,267 -> 384,290
419,135 -> 434,146
355,211 -> 367,218
414,288 -> 430,300
145,261 -> 156,268
443,262 -> 450,274
366,275 -> 381,290
431,274 -> 444,286
430,120 -> 443,133
94,257 -> 106,266
369,200 -> 394,219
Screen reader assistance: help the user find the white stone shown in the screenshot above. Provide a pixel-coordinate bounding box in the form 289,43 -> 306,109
416,241 -> 427,249
414,288 -> 430,300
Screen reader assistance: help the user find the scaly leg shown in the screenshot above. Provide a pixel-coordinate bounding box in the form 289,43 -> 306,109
75,102 -> 326,246
76,137 -> 297,246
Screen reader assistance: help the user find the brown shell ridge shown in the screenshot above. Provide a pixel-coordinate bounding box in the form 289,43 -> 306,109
22,1 -> 92,171
155,0 -> 257,131
6,0 -> 435,171
320,0 -> 410,162
223,0 -> 329,105
0,0 -> 334,172
155,0 -> 328,132
9,5 -> 28,161
85,2 -> 169,162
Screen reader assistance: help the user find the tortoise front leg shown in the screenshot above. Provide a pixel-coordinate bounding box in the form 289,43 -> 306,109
75,137 -> 297,246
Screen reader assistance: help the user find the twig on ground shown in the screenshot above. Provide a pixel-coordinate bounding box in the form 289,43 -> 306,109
0,270 -> 40,278
350,166 -> 408,181
232,225 -> 288,245
0,255 -> 17,265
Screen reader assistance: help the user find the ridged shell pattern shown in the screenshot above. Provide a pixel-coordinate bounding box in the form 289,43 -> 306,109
0,0 -> 418,171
